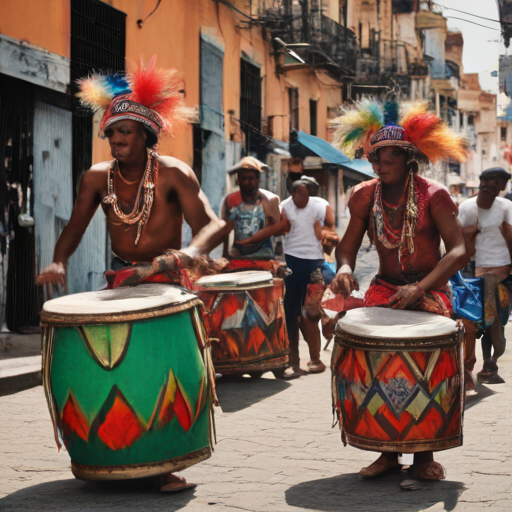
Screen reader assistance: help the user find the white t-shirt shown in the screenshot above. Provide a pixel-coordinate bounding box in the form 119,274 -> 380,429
282,196 -> 328,260
458,196 -> 512,267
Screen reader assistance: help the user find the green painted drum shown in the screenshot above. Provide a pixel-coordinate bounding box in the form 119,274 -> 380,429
41,284 -> 217,481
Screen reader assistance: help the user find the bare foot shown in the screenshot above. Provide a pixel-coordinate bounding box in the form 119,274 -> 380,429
359,453 -> 400,478
160,473 -> 197,492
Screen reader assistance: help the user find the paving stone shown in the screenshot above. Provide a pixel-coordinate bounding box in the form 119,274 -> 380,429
1,328 -> 511,511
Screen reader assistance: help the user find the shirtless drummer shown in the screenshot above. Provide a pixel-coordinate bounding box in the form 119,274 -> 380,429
331,101 -> 469,481
36,61 -> 229,491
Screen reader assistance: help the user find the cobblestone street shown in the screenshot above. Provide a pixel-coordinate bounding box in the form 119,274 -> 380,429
1,328 -> 511,512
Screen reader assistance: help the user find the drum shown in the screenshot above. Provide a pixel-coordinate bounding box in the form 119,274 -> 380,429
196,271 -> 289,377
41,284 -> 216,480
332,307 -> 464,453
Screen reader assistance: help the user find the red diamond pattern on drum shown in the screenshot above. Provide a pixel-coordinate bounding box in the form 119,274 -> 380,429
200,284 -> 287,362
402,406 -> 444,441
246,327 -> 267,355
340,349 -> 369,388
429,350 -> 457,392
408,351 -> 430,374
335,346 -> 461,445
95,387 -> 145,450
61,391 -> 90,444
149,369 -> 197,432
150,369 -> 178,429
174,380 -> 193,432
369,352 -> 392,379
58,376 -> 205,452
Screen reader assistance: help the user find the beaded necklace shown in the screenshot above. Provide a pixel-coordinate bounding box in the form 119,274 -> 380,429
373,171 -> 419,272
103,148 -> 158,246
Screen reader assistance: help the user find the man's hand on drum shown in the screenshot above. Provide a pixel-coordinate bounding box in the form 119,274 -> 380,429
389,284 -> 425,310
36,262 -> 66,299
331,264 -> 359,298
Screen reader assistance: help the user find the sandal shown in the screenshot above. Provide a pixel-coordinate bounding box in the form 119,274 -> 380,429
359,456 -> 401,478
283,366 -> 308,379
160,475 -> 197,493
307,359 -> 326,374
412,461 -> 446,481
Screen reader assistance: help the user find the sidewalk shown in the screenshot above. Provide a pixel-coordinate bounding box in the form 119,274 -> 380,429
1,330 -> 511,511
0,332 -> 41,397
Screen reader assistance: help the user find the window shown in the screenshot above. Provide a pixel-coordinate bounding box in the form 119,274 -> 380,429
240,59 -> 262,130
71,0 -> 126,197
501,126 -> 507,142
309,99 -> 317,136
289,88 -> 299,132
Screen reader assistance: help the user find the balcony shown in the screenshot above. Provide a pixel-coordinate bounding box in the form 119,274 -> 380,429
259,7 -> 357,80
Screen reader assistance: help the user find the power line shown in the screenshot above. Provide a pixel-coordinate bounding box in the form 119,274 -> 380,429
445,16 -> 500,31
436,4 -> 501,24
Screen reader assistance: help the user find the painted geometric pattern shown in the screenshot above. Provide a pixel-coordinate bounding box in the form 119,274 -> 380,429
199,283 -> 288,361
334,346 -> 461,442
58,370 -> 208,451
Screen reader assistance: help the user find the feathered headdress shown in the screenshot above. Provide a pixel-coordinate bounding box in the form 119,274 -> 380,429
77,56 -> 197,138
331,100 -> 468,164
331,99 -> 384,158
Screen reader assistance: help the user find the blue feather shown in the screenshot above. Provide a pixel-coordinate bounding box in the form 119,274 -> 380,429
106,74 -> 131,98
384,101 -> 399,125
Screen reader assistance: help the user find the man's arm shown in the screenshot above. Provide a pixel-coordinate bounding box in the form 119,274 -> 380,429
324,205 -> 336,230
458,200 -> 478,257
419,193 -> 469,292
219,198 -> 235,258
36,170 -> 103,285
264,195 -> 281,226
171,160 -> 230,255
237,209 -> 291,246
387,191 -> 468,310
331,187 -> 371,297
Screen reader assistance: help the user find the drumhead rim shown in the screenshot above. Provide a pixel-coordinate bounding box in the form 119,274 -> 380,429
196,270 -> 273,289
41,284 -> 199,319
336,307 -> 459,339
41,292 -> 202,325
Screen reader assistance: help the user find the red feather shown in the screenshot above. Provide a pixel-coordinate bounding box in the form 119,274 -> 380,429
129,56 -> 197,136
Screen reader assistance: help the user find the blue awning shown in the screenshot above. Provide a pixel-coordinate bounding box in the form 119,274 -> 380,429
295,131 -> 376,181
296,131 -> 351,165
340,158 -> 377,180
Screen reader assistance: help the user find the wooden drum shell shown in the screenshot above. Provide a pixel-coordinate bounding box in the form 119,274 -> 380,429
332,327 -> 464,453
41,286 -> 216,480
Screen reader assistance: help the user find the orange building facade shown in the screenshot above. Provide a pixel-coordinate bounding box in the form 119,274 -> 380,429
0,0 -> 351,330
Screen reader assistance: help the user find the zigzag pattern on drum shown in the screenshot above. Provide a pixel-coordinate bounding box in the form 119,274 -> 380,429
334,346 -> 461,443
58,370 -> 208,451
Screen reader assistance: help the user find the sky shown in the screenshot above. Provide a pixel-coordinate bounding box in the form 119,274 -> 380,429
434,0 -> 502,92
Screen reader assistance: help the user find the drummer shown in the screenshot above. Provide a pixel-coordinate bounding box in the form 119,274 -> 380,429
220,157 -> 281,261
36,60 -> 228,492
331,101 -> 469,481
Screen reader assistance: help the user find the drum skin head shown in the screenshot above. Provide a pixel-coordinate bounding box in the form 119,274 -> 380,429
336,307 -> 458,339
197,270 -> 273,289
42,284 -> 197,317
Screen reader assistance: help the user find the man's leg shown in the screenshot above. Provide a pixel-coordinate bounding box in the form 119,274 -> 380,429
284,255 -> 307,377
299,316 -> 323,366
462,319 -> 477,391
299,260 -> 326,373
479,327 -> 499,378
490,323 -> 506,362
481,327 -> 493,361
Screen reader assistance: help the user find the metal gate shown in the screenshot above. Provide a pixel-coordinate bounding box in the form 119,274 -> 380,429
0,74 -> 40,331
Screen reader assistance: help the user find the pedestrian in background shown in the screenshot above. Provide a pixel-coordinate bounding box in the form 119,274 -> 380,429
459,167 -> 512,384
280,180 -> 334,378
